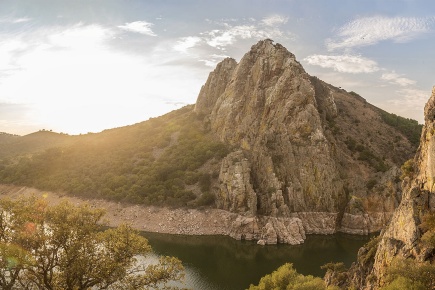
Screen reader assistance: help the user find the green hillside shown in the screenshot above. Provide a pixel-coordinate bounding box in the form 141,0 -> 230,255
0,106 -> 229,207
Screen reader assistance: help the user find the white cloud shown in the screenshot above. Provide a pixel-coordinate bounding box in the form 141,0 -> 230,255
381,71 -> 416,87
205,25 -> 258,48
173,36 -> 202,53
199,54 -> 230,67
192,15 -> 291,50
118,21 -> 156,36
327,16 -> 434,51
387,88 -> 428,119
0,16 -> 32,24
304,54 -> 379,73
262,15 -> 288,26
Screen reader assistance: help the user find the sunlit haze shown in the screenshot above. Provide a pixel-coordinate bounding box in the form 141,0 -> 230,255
1,0 -> 434,135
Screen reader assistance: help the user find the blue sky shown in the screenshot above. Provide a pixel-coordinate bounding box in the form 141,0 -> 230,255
0,0 -> 434,135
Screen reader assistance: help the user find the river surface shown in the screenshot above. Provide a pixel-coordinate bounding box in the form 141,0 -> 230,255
142,232 -> 376,290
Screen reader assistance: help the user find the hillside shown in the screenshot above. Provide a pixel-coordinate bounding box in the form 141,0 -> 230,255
0,39 -> 422,244
0,107 -> 229,207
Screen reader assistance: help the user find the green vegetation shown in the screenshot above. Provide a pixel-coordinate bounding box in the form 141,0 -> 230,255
420,210 -> 435,248
321,262 -> 348,288
0,196 -> 185,290
344,137 -> 389,172
0,107 -> 229,207
247,263 -> 336,290
381,258 -> 435,290
358,235 -> 381,265
378,211 -> 435,289
400,159 -> 415,180
378,110 -> 422,146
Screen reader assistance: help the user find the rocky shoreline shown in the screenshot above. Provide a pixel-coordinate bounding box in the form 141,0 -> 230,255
0,184 -> 387,245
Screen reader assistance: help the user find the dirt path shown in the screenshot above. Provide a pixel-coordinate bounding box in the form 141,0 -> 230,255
0,184 -> 236,236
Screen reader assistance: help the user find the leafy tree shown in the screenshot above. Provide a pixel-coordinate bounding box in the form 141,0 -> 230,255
247,263 -> 335,290
0,196 -> 185,290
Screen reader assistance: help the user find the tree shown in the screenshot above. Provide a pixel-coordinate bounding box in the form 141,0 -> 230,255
247,263 -> 334,290
0,196 -> 185,290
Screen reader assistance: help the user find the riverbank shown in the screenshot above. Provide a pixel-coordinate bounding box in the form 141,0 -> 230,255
0,184 -> 383,245
0,184 -> 240,236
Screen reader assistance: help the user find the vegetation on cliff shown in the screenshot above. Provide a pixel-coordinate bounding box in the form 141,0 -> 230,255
0,196 -> 185,289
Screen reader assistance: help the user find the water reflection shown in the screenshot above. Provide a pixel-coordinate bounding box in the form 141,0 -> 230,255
142,232 -> 376,290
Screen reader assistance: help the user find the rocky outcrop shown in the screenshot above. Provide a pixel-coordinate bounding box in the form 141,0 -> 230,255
194,58 -> 237,116
347,87 -> 435,289
195,39 -> 417,243
217,150 -> 257,215
228,215 -> 305,245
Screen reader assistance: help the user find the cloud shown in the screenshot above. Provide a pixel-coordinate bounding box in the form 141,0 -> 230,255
327,16 -> 434,51
199,54 -> 230,67
203,15 -> 291,50
381,71 -> 416,87
171,15 -> 293,67
205,25 -> 261,48
0,16 -> 32,24
303,54 -> 379,73
262,15 -> 288,26
173,36 -> 202,53
118,21 -> 156,36
387,88 -> 428,117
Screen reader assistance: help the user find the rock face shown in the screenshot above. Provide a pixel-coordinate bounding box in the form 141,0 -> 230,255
349,87 -> 435,289
195,39 -> 418,244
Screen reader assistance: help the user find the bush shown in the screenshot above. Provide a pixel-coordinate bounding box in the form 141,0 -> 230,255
400,159 -> 415,180
248,263 -> 328,290
381,258 -> 435,289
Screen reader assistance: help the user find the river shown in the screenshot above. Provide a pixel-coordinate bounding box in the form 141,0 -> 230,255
142,232 -> 376,290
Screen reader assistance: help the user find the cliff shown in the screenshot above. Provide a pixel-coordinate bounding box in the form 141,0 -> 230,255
345,87 -> 435,289
195,39 -> 419,244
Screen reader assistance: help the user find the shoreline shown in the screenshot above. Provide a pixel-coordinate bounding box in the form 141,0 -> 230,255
0,184 -> 381,244
0,184 -> 237,236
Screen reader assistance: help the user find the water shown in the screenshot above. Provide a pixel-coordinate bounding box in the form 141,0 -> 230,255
142,232 -> 376,290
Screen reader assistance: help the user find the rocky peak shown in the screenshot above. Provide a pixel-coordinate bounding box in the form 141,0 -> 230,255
194,57 -> 237,115
194,39 -> 418,244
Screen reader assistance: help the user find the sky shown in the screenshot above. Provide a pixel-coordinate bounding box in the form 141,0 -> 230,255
0,0 -> 434,135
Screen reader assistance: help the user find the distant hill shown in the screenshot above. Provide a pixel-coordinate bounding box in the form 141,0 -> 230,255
0,130 -> 73,160
0,39 -> 423,243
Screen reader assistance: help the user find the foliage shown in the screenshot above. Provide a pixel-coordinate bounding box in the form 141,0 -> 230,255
381,276 -> 426,290
381,258 -> 435,290
247,263 -> 329,290
419,211 -> 435,248
0,196 -> 185,290
379,110 -> 422,146
400,159 -> 415,180
366,179 -> 377,190
345,137 -> 389,172
358,235 -> 381,265
0,107 -> 229,207
321,262 -> 348,287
